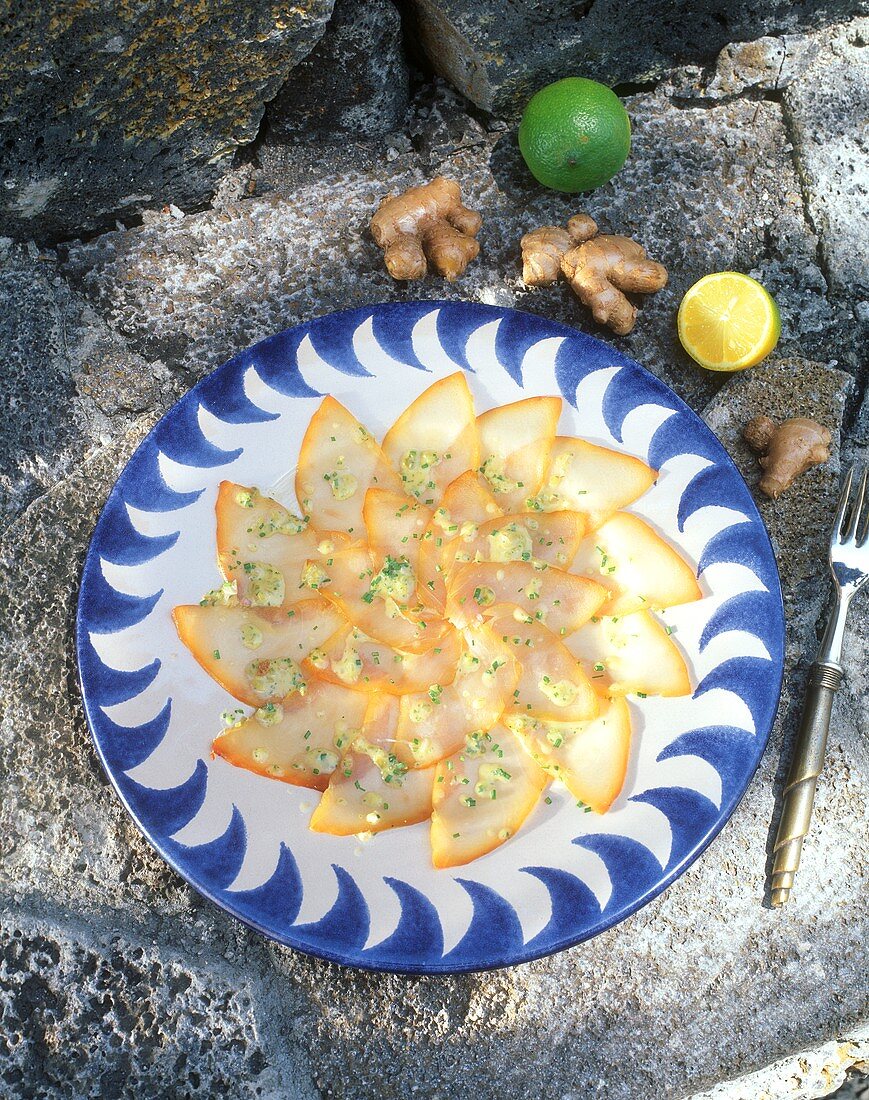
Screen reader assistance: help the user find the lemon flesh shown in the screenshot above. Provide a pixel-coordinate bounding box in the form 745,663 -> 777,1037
677,272 -> 780,371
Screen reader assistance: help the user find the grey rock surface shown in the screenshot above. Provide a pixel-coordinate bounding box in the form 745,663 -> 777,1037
2,15 -> 868,1099
266,0 -> 410,142
702,357 -> 855,597
668,34 -> 823,100
0,244 -> 175,530
784,19 -> 869,295
408,0 -> 868,114
0,908 -> 316,1099
693,1026 -> 869,1098
705,35 -> 822,97
840,1070 -> 869,1099
0,421 -> 187,918
0,0 -> 335,242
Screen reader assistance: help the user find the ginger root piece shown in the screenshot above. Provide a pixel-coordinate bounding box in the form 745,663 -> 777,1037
520,214 -> 668,334
743,415 -> 832,499
521,214 -> 597,285
370,177 -> 482,281
562,234 -> 669,335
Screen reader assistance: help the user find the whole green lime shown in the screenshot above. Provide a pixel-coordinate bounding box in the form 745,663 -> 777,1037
518,78 -> 631,192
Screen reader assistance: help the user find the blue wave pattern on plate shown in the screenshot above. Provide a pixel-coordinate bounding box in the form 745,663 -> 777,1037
77,302 -> 784,973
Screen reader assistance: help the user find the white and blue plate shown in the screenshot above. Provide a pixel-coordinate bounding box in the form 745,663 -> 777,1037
77,302 -> 784,972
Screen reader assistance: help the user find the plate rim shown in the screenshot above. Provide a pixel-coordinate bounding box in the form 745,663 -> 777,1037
76,299 -> 785,973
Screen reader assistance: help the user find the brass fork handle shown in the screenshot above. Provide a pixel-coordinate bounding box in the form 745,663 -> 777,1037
770,661 -> 843,906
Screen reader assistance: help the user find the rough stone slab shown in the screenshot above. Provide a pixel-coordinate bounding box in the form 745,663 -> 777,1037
691,1022 -> 869,1098
60,83 -> 860,413
839,1072 -> 869,1099
407,0 -> 865,113
266,0 -> 410,142
0,243 -> 175,530
0,907 -> 316,1100
784,19 -> 869,295
0,0 -> 334,241
702,356 -> 855,598
667,34 -> 823,100
0,421 -> 205,919
704,35 -> 822,97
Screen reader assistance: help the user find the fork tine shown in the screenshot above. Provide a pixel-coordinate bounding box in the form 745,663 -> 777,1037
833,465 -> 855,544
855,465 -> 869,546
843,464 -> 867,542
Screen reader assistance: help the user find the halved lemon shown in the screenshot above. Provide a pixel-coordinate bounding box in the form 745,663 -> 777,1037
677,272 -> 780,371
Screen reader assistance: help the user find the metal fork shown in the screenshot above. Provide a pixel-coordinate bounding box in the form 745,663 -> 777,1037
770,464 -> 869,906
